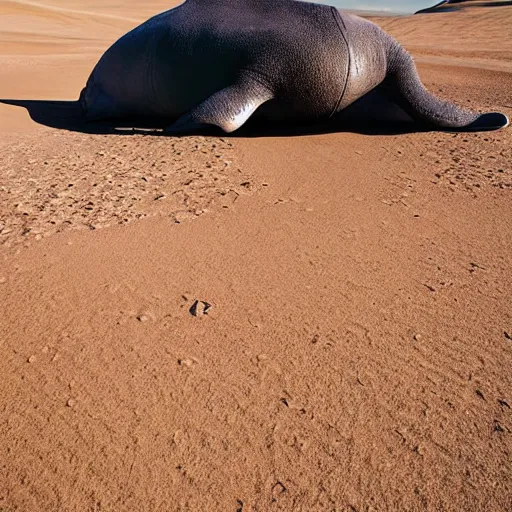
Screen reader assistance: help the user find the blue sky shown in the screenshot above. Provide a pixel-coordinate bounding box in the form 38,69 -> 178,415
310,0 -> 436,14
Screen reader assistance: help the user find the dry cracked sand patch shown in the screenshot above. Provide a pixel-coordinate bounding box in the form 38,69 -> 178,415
0,130 -> 258,248
386,124 -> 512,197
425,131 -> 512,193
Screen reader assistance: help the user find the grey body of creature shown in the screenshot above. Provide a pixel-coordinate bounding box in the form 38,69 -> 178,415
80,0 -> 509,133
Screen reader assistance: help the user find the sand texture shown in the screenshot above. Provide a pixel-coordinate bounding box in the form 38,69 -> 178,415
0,2 -> 511,511
0,131 -> 254,247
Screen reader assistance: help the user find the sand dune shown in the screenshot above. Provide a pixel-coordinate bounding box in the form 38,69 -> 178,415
1,2 -> 511,511
416,0 -> 512,14
2,0 -> 139,22
2,0 -> 174,22
0,0 -> 138,56
372,6 -> 512,67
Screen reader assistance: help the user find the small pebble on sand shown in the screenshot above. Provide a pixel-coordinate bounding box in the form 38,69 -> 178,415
174,211 -> 195,224
178,358 -> 197,367
173,430 -> 185,444
189,300 -> 212,317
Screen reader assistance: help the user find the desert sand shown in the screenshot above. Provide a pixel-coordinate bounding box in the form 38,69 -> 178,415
0,1 -> 511,511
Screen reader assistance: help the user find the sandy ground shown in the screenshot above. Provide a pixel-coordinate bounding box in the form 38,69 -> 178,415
1,1 -> 511,511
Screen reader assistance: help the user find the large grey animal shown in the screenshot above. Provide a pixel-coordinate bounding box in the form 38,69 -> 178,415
80,0 -> 509,133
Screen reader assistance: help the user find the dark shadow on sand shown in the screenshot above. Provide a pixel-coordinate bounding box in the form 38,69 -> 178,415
0,97 -> 429,138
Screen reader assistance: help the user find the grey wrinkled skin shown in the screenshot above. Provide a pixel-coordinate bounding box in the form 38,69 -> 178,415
80,0 -> 509,133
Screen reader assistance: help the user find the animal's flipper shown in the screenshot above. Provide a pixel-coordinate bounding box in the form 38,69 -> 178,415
385,48 -> 509,131
164,75 -> 274,134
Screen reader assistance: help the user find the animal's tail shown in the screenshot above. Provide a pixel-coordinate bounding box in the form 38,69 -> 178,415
384,45 -> 509,131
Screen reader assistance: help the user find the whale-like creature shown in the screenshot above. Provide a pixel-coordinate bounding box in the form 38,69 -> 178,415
80,0 -> 509,133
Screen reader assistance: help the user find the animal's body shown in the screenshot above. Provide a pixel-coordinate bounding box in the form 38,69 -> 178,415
80,0 -> 509,132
